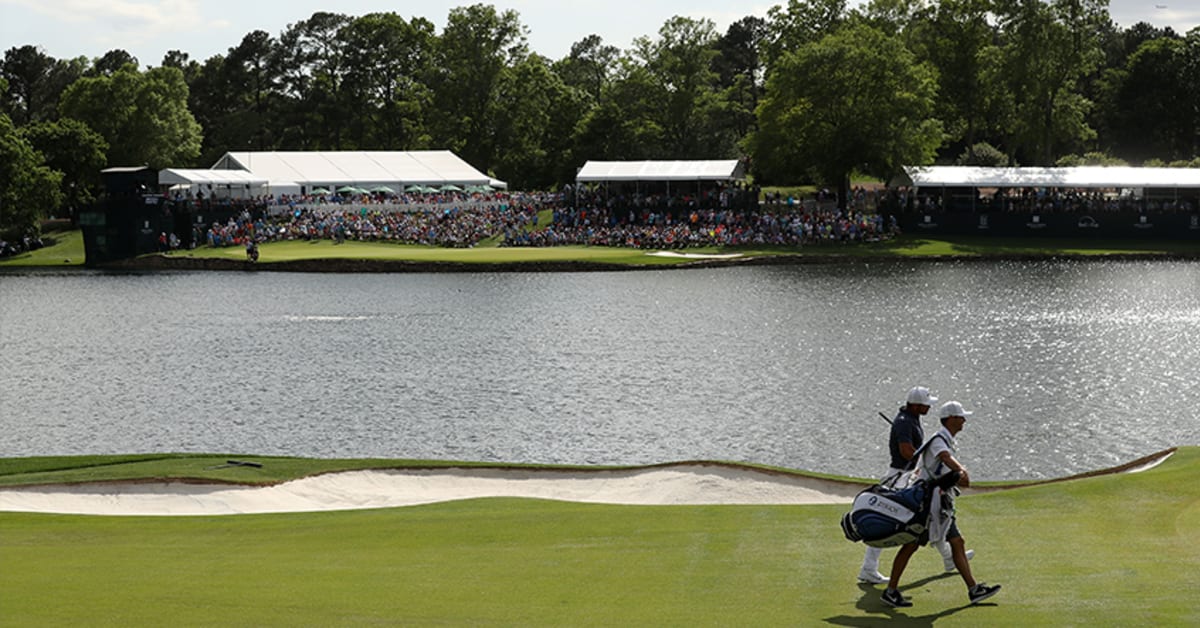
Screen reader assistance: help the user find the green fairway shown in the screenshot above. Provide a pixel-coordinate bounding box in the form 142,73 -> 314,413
0,228 -> 84,267
1,449 -> 1197,626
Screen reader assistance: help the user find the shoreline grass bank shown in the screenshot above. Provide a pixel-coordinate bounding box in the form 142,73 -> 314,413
4,230 -> 1200,271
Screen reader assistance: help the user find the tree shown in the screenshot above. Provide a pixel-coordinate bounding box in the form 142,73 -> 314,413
0,112 -> 62,239
1,46 -> 86,126
60,64 -> 202,168
88,49 -> 139,76
712,16 -> 769,142
1098,37 -> 1193,162
339,13 -> 437,150
428,4 -> 529,172
906,0 -> 1004,161
632,16 -> 732,159
992,0 -> 1107,164
19,118 -> 108,221
749,22 -> 942,205
554,35 -> 619,105
274,12 -> 353,150
765,0 -> 848,63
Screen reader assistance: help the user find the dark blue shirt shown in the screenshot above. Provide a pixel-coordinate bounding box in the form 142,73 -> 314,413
888,406 -> 925,470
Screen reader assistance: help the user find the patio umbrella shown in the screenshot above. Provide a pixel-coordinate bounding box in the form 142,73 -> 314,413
405,185 -> 426,193
336,185 -> 358,194
310,187 -> 331,195
369,185 -> 396,194
440,184 -> 463,192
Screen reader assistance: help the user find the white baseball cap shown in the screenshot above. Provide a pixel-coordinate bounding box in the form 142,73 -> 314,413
906,386 -> 938,406
938,400 -> 974,419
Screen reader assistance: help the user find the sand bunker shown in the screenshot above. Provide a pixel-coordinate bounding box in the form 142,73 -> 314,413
0,450 -> 1174,517
645,251 -> 745,259
0,463 -> 861,517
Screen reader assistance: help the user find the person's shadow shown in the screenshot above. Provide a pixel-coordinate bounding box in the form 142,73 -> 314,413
822,573 -> 999,627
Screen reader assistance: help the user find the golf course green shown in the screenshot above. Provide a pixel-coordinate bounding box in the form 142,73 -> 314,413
1,449 -> 1197,626
4,228 -> 1200,270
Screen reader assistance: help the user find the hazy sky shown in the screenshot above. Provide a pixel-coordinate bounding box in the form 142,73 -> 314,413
1,0 -> 1197,66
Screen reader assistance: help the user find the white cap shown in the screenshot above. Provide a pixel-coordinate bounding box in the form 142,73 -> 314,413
938,400 -> 974,419
906,386 -> 938,406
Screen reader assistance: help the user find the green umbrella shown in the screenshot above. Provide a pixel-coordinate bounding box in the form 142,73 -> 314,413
440,184 -> 463,192
369,185 -> 396,194
405,185 -> 426,193
336,185 -> 358,194
310,187 -> 331,195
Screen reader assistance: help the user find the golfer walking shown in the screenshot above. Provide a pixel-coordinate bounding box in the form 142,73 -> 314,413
858,386 -> 971,583
881,400 -> 1001,607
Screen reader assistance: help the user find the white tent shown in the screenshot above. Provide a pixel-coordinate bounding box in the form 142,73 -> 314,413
158,168 -> 271,198
901,166 -> 1200,190
211,150 -> 494,191
576,160 -> 745,183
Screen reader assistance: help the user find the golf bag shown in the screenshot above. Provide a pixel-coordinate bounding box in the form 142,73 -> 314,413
840,469 -> 961,548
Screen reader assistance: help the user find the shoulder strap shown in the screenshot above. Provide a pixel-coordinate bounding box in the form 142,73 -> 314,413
903,432 -> 948,471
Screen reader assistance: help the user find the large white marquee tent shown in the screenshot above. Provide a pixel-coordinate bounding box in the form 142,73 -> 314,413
159,150 -> 504,197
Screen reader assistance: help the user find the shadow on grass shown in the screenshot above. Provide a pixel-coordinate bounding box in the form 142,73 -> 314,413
823,572 -> 999,626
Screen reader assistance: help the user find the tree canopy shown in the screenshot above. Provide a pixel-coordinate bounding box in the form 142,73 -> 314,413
0,1 -> 1198,230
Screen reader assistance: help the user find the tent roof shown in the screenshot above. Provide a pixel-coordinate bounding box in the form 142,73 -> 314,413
159,168 -> 268,186
902,166 -> 1200,189
576,160 -> 744,182
215,150 -> 492,187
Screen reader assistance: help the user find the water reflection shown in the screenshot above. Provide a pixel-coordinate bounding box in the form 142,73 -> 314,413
1,260 -> 1198,480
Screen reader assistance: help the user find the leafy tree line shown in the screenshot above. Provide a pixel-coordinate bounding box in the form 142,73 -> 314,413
2,0 -> 1200,238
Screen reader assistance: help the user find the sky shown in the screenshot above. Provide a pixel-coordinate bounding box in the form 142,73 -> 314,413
1,0 -> 1198,67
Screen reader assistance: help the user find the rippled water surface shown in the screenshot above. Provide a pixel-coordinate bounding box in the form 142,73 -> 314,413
2,260 -> 1198,480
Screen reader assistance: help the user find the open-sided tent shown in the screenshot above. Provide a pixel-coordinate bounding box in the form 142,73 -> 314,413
210,150 -> 494,193
900,166 -> 1200,191
158,168 -> 271,198
576,160 -> 745,183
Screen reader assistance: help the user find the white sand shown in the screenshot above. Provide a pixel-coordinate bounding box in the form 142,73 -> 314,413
645,251 -> 744,259
0,463 -> 862,517
0,450 -> 1172,517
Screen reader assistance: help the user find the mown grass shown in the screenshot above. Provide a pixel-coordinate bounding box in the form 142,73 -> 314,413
3,228 -> 1197,270
0,228 -> 84,266
0,449 -> 1196,626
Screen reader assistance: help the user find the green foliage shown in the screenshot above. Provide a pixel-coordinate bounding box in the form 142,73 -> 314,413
1055,151 -> 1127,167
59,64 -> 202,168
956,142 -> 1010,166
0,112 -> 62,238
3,4 -> 1198,189
19,117 -> 107,217
749,21 -> 943,199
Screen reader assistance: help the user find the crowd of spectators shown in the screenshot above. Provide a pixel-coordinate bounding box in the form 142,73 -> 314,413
203,197 -> 541,249
188,188 -> 897,252
502,203 -> 894,249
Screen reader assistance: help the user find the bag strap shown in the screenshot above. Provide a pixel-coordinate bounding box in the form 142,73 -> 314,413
903,432 -> 948,472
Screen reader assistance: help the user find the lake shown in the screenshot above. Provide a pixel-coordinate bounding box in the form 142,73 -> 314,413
2,260 -> 1198,481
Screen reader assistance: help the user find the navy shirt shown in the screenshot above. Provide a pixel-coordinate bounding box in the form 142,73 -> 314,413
888,406 -> 925,470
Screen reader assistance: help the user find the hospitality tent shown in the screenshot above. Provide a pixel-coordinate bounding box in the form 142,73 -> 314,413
900,166 -> 1200,192
209,150 -> 504,193
158,168 -> 273,199
576,160 -> 745,183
